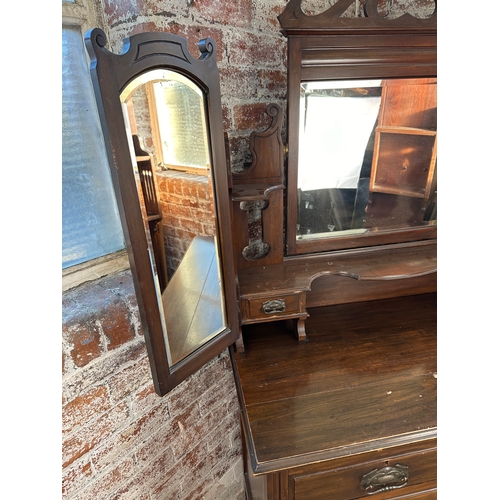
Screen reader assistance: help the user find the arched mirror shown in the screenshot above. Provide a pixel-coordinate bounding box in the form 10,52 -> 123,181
85,30 -> 239,396
280,0 -> 437,256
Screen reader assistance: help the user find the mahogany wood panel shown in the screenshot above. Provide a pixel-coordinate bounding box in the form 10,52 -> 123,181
307,271 -> 436,308
231,104 -> 285,269
291,446 -> 436,500
238,240 -> 436,298
378,79 -> 437,130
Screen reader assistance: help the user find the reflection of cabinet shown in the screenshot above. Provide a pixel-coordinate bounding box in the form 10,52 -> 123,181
366,80 -> 437,228
133,135 -> 168,291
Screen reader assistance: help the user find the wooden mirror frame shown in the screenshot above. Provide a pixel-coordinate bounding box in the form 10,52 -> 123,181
279,0 -> 437,256
85,29 -> 239,396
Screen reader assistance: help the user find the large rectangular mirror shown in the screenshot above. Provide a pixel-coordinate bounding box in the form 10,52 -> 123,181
296,77 -> 437,241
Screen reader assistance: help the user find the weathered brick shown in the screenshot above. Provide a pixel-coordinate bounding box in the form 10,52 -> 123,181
168,402 -> 204,459
227,30 -> 285,68
108,356 -> 153,403
129,380 -> 160,416
191,0 -> 253,28
252,1 -> 286,32
233,102 -> 274,132
62,385 -> 110,435
62,340 -> 146,402
219,67 -> 259,101
63,320 -> 102,368
150,463 -> 184,500
180,440 -> 225,498
258,69 -> 288,98
197,371 -> 236,417
62,402 -> 129,468
100,299 -> 136,350
63,2 -> 432,500
90,401 -> 170,472
62,458 -> 93,498
80,456 -> 136,500
134,427 -> 176,469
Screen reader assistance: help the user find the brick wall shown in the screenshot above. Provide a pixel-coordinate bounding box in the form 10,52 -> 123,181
63,2 -> 435,499
103,0 -> 289,171
62,269 -> 243,500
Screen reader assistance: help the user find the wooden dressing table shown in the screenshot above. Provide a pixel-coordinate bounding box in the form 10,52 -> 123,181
228,1 -> 437,498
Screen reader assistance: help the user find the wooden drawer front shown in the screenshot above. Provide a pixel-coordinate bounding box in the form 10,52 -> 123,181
242,292 -> 304,322
291,448 -> 436,500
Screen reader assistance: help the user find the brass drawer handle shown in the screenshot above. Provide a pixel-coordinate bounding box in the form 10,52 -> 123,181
360,464 -> 409,495
262,299 -> 286,314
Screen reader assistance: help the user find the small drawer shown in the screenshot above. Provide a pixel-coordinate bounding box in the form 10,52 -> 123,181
241,292 -> 305,322
291,447 -> 437,500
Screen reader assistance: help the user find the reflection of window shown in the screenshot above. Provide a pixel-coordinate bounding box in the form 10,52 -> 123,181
299,80 -> 382,191
62,6 -> 123,268
153,81 -> 210,172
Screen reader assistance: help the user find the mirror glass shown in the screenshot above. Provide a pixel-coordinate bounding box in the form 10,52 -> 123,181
296,77 -> 437,241
120,69 -> 226,366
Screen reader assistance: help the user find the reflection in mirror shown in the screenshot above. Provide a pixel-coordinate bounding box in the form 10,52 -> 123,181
120,70 -> 226,366
296,78 -> 437,241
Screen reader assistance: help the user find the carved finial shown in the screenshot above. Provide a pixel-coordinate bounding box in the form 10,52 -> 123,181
94,28 -> 108,49
198,38 -> 215,60
84,28 -> 113,62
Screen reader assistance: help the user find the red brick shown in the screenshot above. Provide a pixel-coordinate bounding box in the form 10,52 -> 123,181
227,31 -> 285,68
253,2 -> 285,31
233,103 -> 272,132
62,385 -> 110,435
220,67 -> 259,101
81,456 -> 135,500
258,69 -> 288,98
91,401 -> 170,472
197,372 -> 236,418
150,461 -> 184,500
174,228 -> 197,242
129,382 -> 158,415
191,0 -> 253,28
63,321 -> 102,368
108,480 -> 151,500
62,402 -> 129,468
179,217 -> 204,235
135,432 -> 176,471
168,203 -> 192,220
180,441 -> 225,498
222,105 -> 231,133
167,402 -> 204,458
62,459 -> 93,498
108,356 -> 153,403
100,300 -> 136,350
102,0 -> 136,25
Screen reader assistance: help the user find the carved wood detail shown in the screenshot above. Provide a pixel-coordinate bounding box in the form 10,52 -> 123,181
230,104 -> 285,269
278,0 -> 437,33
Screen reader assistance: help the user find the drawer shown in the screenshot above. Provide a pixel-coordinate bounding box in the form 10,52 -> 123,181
290,446 -> 436,500
241,291 -> 305,322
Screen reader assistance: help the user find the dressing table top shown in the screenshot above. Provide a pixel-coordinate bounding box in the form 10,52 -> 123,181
231,293 -> 437,474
